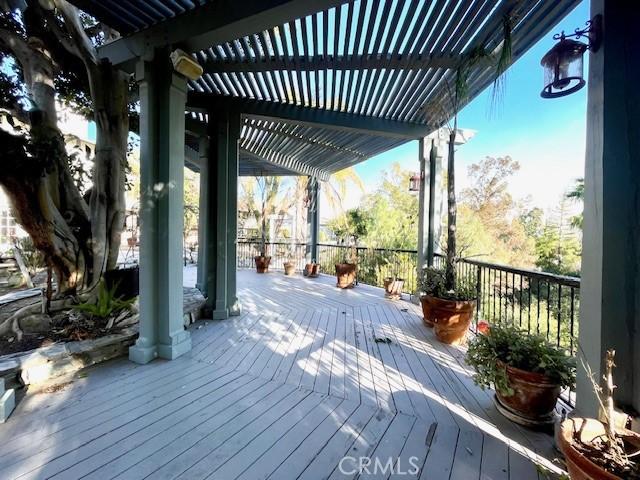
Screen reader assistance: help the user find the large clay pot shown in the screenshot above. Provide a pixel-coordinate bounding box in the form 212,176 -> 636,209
254,256 -> 271,273
420,295 -> 475,344
494,360 -> 561,427
558,418 -> 640,479
383,277 -> 404,299
304,263 -> 320,277
284,262 -> 295,276
335,263 -> 356,289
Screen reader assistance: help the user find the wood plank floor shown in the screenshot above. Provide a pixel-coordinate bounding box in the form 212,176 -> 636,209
0,270 -> 567,479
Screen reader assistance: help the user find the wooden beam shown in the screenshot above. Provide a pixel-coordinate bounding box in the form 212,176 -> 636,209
201,52 -> 481,73
187,93 -> 433,139
96,0 -> 349,69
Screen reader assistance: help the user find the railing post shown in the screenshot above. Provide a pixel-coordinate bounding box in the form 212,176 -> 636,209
475,265 -> 481,325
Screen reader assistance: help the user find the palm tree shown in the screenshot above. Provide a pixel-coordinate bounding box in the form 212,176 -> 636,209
566,178 -> 584,229
323,167 -> 365,216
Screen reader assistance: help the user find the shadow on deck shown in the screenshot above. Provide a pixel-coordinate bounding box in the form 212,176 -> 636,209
0,269 -> 565,479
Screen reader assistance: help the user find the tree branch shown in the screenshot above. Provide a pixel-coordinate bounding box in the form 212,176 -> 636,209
0,25 -> 32,73
51,0 -> 97,66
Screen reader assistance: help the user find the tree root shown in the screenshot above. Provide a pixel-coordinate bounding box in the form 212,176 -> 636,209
0,297 -> 77,341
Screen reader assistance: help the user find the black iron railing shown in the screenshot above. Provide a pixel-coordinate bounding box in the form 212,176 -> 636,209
433,253 -> 580,356
317,244 -> 418,294
237,242 -> 581,355
237,241 -> 308,271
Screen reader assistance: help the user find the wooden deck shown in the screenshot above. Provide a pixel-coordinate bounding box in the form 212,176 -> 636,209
0,270 -> 565,479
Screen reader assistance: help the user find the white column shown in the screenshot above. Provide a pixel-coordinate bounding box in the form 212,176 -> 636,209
196,136 -> 209,294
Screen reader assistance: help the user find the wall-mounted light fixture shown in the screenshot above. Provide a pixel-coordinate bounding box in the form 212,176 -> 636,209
540,15 -> 602,99
408,173 -> 421,193
170,49 -> 203,81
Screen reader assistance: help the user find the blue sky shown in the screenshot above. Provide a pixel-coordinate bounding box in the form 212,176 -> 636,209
350,0 -> 588,214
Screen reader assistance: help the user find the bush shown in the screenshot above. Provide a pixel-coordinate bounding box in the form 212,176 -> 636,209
75,281 -> 135,319
418,266 -> 476,301
465,322 -> 576,395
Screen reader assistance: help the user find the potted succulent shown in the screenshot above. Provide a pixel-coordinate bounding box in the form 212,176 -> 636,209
558,350 -> 640,479
466,323 -> 576,427
418,266 -> 477,344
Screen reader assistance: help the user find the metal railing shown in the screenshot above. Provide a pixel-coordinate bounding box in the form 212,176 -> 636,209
433,253 -> 580,356
237,241 -> 308,271
237,242 -> 581,355
317,244 -> 418,294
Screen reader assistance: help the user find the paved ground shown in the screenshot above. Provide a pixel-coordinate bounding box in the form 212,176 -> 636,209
0,270 -> 566,479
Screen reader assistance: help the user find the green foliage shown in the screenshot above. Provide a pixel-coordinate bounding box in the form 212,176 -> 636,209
418,266 -> 476,301
74,281 -> 135,319
466,323 -> 576,395
566,177 -> 584,229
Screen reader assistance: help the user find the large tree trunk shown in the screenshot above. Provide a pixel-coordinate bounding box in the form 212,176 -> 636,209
86,62 -> 129,283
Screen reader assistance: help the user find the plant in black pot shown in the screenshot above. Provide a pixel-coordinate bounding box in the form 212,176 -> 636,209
465,322 -> 575,428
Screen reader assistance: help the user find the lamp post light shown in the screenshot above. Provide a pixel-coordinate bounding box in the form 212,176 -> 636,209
409,173 -> 421,193
540,15 -> 602,99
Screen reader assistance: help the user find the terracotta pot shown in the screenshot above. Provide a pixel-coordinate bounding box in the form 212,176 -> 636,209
254,256 -> 271,273
304,263 -> 320,277
420,295 -> 475,344
335,263 -> 356,289
494,360 -> 561,426
284,262 -> 295,276
383,277 -> 404,298
558,418 -> 640,479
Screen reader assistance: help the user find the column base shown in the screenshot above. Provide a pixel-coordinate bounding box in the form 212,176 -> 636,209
212,308 -> 229,320
158,331 -> 192,360
228,300 -> 242,316
129,341 -> 158,365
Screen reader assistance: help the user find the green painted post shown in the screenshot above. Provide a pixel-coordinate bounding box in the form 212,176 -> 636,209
196,136 -> 209,294
577,0 -> 640,416
227,112 -> 241,316
130,51 -> 191,364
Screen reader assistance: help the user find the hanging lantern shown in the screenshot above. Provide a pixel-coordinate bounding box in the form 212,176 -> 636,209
408,173 -> 421,193
540,15 -> 601,99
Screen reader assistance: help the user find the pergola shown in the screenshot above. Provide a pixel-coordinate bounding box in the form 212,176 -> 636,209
67,0 -> 640,419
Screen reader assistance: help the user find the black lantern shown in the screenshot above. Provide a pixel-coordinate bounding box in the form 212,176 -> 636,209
408,173 -> 421,193
540,15 -> 601,99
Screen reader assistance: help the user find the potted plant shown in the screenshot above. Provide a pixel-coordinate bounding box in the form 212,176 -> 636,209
335,246 -> 357,289
382,252 -> 404,300
304,262 -> 320,277
283,248 -> 295,276
466,323 -> 576,427
418,266 -> 477,344
558,350 -> 640,479
331,208 -> 370,289
416,23 -> 514,343
254,240 -> 271,273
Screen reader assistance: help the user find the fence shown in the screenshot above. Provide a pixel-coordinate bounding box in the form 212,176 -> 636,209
237,241 -> 308,271
316,244 -> 419,294
237,241 -> 581,356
